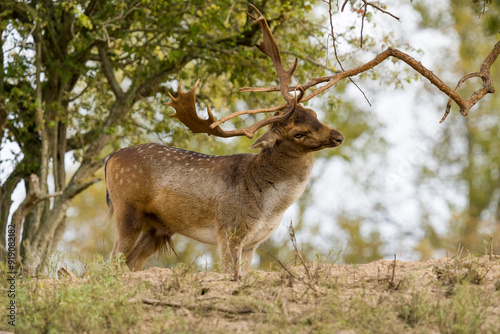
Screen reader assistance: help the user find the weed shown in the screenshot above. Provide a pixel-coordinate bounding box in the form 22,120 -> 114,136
16,256 -> 143,333
433,256 -> 490,287
397,291 -> 434,328
435,285 -> 492,334
297,293 -> 405,333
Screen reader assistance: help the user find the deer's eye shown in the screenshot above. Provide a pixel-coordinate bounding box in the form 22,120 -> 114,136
294,133 -> 304,139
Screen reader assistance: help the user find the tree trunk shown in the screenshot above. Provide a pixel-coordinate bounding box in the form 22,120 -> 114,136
0,174 -> 22,260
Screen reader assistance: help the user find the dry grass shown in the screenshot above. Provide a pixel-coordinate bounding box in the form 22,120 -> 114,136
3,252 -> 499,333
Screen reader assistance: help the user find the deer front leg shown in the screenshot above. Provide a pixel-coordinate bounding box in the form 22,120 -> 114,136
241,245 -> 258,274
217,227 -> 246,281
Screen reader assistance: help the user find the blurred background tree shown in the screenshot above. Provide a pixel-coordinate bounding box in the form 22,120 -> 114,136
1,0 -> 498,272
414,0 -> 500,258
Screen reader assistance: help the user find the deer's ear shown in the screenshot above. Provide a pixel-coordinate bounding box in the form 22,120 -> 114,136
250,129 -> 279,149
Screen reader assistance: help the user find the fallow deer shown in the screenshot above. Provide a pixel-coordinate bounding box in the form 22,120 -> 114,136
105,5 -> 344,280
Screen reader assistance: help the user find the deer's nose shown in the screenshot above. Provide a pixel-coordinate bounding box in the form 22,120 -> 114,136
331,130 -> 344,145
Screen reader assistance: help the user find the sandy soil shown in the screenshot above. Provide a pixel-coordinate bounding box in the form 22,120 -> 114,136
118,255 -> 500,333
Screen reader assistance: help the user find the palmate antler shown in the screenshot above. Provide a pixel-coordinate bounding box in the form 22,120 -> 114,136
166,5 -> 303,139
166,79 -> 296,139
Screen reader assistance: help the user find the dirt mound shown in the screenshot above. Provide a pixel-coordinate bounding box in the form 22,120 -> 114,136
14,255 -> 500,333
123,256 -> 500,333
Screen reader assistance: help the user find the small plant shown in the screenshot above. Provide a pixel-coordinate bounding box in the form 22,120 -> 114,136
16,256 -> 143,333
170,262 -> 194,290
435,285 -> 492,334
433,256 -> 490,288
397,292 -> 434,328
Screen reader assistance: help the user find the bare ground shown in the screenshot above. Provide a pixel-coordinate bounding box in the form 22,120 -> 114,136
125,255 -> 500,333
12,255 -> 500,333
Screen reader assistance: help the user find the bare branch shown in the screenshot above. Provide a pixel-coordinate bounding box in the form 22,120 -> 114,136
281,50 -> 339,73
363,1 -> 400,22
442,72 -> 482,122
341,0 -> 400,21
341,0 -> 348,12
360,2 -> 367,48
329,0 -> 372,106
97,43 -> 125,99
440,40 -> 499,122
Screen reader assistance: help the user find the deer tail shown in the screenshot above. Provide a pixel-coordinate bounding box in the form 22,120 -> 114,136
104,154 -> 114,222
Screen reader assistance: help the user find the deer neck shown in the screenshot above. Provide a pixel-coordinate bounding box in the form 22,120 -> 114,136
251,144 -> 314,191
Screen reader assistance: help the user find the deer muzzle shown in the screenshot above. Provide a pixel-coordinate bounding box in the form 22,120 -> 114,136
329,129 -> 344,147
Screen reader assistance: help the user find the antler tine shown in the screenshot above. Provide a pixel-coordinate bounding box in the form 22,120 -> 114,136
166,80 -> 291,139
295,86 -> 305,103
166,79 -> 233,137
247,4 -> 298,105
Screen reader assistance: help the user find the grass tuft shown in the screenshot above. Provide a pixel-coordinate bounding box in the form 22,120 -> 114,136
16,256 -> 144,334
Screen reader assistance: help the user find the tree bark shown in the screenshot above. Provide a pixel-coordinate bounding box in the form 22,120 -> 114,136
0,173 -> 22,259
23,22 -> 51,253
10,175 -> 62,263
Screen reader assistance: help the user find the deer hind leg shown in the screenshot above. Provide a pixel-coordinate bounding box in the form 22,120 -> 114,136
125,213 -> 176,271
111,205 -> 143,263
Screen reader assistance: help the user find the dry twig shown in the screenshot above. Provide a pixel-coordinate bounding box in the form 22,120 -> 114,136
288,222 -> 314,282
266,251 -> 298,280
132,297 -> 256,315
387,254 -> 404,290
